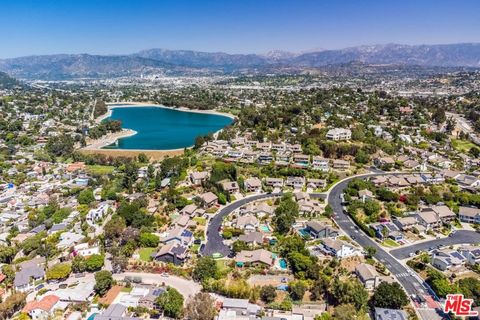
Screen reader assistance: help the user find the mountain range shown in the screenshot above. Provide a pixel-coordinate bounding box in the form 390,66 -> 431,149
1,43 -> 479,80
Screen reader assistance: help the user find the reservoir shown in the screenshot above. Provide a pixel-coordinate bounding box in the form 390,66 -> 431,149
104,105 -> 233,150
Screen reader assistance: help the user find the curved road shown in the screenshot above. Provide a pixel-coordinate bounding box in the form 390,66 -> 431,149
391,230 -> 480,259
203,171 -> 478,319
202,192 -> 283,256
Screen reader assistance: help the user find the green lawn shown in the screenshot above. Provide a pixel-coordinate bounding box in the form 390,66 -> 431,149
139,247 -> 156,261
191,244 -> 200,253
215,259 -> 230,273
193,217 -> 207,226
86,165 -> 115,175
382,239 -> 400,247
452,139 -> 477,153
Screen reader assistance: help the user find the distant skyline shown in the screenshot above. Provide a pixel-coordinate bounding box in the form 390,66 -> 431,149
1,0 -> 479,58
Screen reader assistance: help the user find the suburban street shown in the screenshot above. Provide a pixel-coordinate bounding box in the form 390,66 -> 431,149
201,171 -> 479,319
328,173 -> 446,320
390,230 -> 480,259
202,192 -> 283,256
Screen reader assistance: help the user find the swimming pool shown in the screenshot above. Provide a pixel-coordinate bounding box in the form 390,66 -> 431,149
87,313 -> 98,320
279,259 -> 288,269
298,228 -> 310,238
260,225 -> 271,232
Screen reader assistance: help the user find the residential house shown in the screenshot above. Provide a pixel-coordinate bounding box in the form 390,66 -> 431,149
322,238 -> 355,258
356,263 -> 395,290
304,221 -> 339,239
326,128 -> 351,141
332,159 -> 350,170
14,263 -> 45,292
235,214 -> 259,231
430,205 -> 456,223
370,222 -> 404,241
180,204 -> 198,216
198,192 -> 218,208
455,174 -> 480,189
160,227 -> 193,246
420,173 -> 445,184
458,206 -> 480,224
22,295 -> 61,320
358,189 -> 374,202
374,308 -> 408,320
306,178 -> 327,190
275,152 -> 291,166
219,298 -> 261,318
374,157 -> 395,168
220,180 -> 240,194
459,246 -> 480,265
288,144 -> 303,153
285,176 -> 305,189
57,232 -> 84,249
190,171 -> 209,186
293,154 -> 310,168
432,249 -> 465,271
417,210 -> 441,230
86,202 -> 109,226
238,231 -> 264,246
244,177 -> 262,193
73,243 -> 101,257
265,177 -> 283,188
53,281 -> 95,303
95,304 -> 140,320
152,243 -> 188,265
172,214 -> 194,228
403,159 -> 421,170
258,153 -> 274,164
312,157 -> 329,172
235,249 -> 274,267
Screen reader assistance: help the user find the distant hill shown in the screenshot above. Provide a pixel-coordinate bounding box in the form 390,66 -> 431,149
134,49 -> 269,69
0,71 -> 20,88
0,43 -> 479,80
290,43 -> 480,68
0,54 -> 198,80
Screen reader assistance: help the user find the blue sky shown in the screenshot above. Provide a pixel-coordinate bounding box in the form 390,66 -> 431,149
1,0 -> 479,58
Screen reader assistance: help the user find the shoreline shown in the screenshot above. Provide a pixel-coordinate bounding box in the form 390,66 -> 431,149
100,101 -> 236,122
85,101 -> 235,154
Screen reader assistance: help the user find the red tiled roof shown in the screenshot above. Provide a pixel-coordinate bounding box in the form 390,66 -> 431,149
23,295 -> 59,313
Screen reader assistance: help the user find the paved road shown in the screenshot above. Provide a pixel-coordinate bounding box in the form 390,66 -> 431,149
202,192 -> 283,256
328,173 -> 447,320
114,272 -> 201,301
391,230 -> 480,259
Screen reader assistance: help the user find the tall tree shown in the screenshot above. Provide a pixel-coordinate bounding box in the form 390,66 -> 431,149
184,292 -> 216,320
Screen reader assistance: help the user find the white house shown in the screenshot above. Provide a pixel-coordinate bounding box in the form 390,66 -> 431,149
326,128 -> 351,141
322,238 -> 355,258
86,202 -> 110,227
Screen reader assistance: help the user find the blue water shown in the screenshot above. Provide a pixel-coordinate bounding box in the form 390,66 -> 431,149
104,105 -> 233,150
279,259 -> 288,269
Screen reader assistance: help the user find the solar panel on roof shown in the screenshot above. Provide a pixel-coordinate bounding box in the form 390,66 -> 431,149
450,252 -> 465,260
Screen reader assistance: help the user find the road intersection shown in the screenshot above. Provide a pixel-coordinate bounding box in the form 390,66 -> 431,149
202,171 -> 479,319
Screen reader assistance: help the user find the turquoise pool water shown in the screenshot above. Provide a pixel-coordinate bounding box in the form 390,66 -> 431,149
105,105 -> 233,150
87,313 -> 98,320
298,228 -> 310,238
260,225 -> 271,232
279,258 -> 288,269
